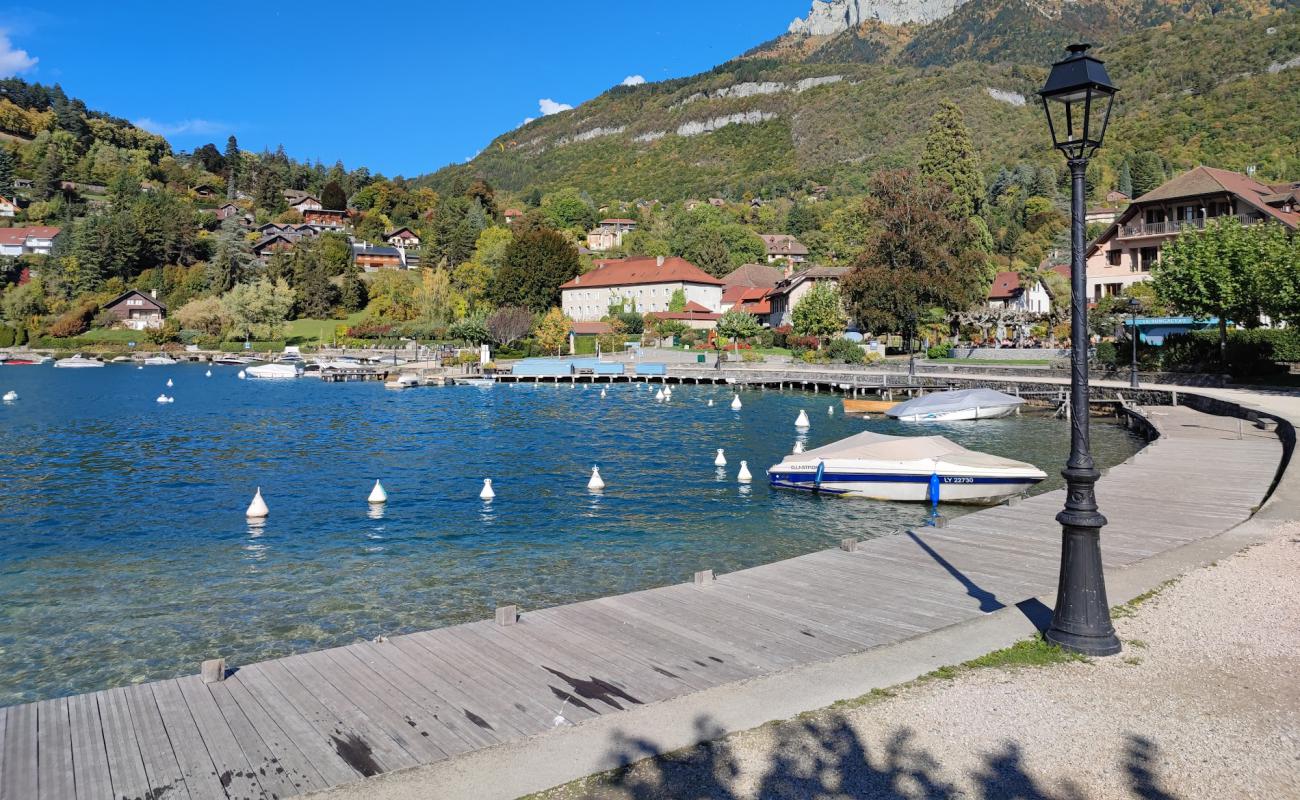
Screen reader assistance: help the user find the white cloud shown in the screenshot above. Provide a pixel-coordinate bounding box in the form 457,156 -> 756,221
0,31 -> 37,77
132,117 -> 226,137
538,98 -> 573,116
522,116 -> 536,125
621,75 -> 646,87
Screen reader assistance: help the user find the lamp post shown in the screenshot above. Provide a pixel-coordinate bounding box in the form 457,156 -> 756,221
906,312 -> 917,380
1128,297 -> 1142,390
1038,43 -> 1122,656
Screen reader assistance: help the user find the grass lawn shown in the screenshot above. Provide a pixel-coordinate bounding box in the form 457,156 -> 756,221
284,311 -> 367,347
929,357 -> 1054,366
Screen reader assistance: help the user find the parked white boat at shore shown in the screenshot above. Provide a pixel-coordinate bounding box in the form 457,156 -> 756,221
142,355 -> 178,366
767,430 -> 1045,504
885,388 -> 1025,422
53,354 -> 105,369
245,363 -> 301,379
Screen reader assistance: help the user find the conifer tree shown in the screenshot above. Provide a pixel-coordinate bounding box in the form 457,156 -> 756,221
918,101 -> 982,219
224,136 -> 241,198
0,148 -> 13,197
1118,161 -> 1133,198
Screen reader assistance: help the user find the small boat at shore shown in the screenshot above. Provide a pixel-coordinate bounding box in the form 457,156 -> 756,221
53,354 -> 105,369
213,355 -> 260,366
384,373 -> 421,389
143,355 -> 178,366
457,377 -> 495,387
245,363 -> 301,379
886,388 -> 1025,423
843,398 -> 898,414
767,430 -> 1045,504
2,356 -> 49,366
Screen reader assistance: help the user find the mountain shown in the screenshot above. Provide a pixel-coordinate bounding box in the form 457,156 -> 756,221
419,0 -> 1300,201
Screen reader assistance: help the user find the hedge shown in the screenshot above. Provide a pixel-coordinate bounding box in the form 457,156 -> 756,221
0,326 -> 14,348
218,341 -> 287,353
1159,328 -> 1300,377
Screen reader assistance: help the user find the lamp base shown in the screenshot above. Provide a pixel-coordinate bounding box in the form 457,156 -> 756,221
1045,625 -> 1121,656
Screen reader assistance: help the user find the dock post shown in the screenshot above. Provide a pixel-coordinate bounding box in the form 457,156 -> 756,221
693,569 -> 715,586
840,538 -> 858,552
201,658 -> 226,684
495,605 -> 519,626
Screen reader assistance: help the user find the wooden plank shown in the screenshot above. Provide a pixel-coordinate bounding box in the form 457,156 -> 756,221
1,702 -> 37,800
150,680 -> 227,800
36,698 -> 75,800
226,668 -> 362,788
212,676 -> 334,794
97,688 -> 152,800
67,693 -> 113,800
173,676 -> 271,800
121,684 -> 190,800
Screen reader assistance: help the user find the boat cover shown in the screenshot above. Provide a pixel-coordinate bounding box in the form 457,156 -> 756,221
797,430 -> 1036,471
885,388 -> 1025,418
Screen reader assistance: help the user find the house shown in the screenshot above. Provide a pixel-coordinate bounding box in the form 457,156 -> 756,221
1086,207 -> 1121,225
0,196 -> 17,217
101,289 -> 167,331
385,227 -> 421,249
987,268 -> 1069,314
759,234 -> 809,265
503,208 -> 524,225
255,222 -> 287,236
252,233 -> 298,259
568,320 -> 614,354
1086,166 -> 1300,303
351,242 -> 405,271
765,266 -> 848,328
192,182 -> 219,199
646,306 -> 722,331
708,198 -> 727,208
720,263 -> 783,312
0,226 -> 62,257
214,202 -> 241,221
560,255 -> 724,322
1105,190 -> 1130,205
303,208 -> 348,228
288,193 -> 323,214
585,218 -> 637,252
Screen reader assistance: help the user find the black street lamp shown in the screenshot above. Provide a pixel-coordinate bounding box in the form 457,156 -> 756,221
1039,43 -> 1122,656
907,312 -> 918,380
1128,297 -> 1142,390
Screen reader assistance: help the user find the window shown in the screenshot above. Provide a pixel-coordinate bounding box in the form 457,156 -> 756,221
1138,247 -> 1159,272
1107,250 -> 1121,267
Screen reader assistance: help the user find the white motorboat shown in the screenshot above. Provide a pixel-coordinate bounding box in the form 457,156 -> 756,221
244,363 -> 301,379
457,377 -> 495,387
53,354 -> 105,369
213,355 -> 260,366
384,373 -> 421,389
885,388 -> 1025,423
142,355 -> 178,366
767,430 -> 1046,504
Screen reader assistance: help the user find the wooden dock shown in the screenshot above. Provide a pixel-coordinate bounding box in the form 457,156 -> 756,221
0,406 -> 1282,800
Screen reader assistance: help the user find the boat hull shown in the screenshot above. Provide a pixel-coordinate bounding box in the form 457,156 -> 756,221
890,404 -> 1019,422
842,398 -> 898,414
245,364 -> 300,379
767,469 -> 1040,504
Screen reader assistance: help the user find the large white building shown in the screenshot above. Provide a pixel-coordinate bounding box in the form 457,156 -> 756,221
0,226 -> 62,257
560,256 -> 724,322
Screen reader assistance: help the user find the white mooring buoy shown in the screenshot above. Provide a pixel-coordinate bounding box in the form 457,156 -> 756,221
707,398 -> 714,407
714,448 -> 727,467
480,479 -> 496,501
166,378 -> 173,388
737,461 -> 753,483
2,390 -> 16,402
368,480 -> 388,504
663,386 -> 672,398
654,388 -> 665,401
793,440 -> 805,454
137,365 -> 143,370
588,466 -> 605,491
795,409 -> 810,429
730,394 -> 742,410
156,394 -> 169,404
600,388 -> 607,398
237,370 -> 247,380
246,488 -> 269,518
828,405 -> 835,416
205,369 -> 212,377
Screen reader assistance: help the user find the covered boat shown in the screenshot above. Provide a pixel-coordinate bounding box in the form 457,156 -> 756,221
886,388 -> 1025,422
767,430 -> 1046,504
53,354 -> 105,368
244,363 -> 301,379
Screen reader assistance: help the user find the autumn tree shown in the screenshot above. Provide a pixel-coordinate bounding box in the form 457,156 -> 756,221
486,306 -> 533,347
792,281 -> 847,340
492,227 -> 580,312
535,307 -> 572,355
840,170 -> 987,334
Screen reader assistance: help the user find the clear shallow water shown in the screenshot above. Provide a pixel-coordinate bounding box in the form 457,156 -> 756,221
0,365 -> 1143,704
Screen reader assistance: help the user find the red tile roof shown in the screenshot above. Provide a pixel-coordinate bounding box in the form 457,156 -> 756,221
759,234 -> 808,257
570,321 -> 614,335
0,226 -> 61,245
988,271 -> 1023,301
560,256 -> 724,290
683,300 -> 712,313
599,218 -> 636,225
647,311 -> 720,321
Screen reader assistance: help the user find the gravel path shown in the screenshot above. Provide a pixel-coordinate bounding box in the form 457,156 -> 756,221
531,526 -> 1300,800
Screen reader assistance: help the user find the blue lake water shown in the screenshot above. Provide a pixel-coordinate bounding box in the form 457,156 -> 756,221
0,364 -> 1143,705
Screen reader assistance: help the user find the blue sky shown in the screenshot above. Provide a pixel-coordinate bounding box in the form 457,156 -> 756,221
0,1 -> 806,177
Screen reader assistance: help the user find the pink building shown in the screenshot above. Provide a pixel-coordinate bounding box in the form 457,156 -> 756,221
1086,166 -> 1299,303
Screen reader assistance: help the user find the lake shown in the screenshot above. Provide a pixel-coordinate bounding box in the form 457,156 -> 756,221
0,364 -> 1144,704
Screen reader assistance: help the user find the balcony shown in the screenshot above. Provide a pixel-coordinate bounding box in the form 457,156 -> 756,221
1118,213 -> 1264,240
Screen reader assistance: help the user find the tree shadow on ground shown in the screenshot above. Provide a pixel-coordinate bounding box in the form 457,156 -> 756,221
572,715 -> 1178,800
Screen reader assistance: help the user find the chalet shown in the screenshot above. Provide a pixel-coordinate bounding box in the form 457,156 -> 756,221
1086,166 -> 1300,303
289,193 -> 323,214
503,208 -> 524,225
101,289 -> 167,331
13,178 -> 32,190
303,208 -> 348,228
252,233 -> 298,259
0,196 -> 17,217
255,222 -> 287,236
385,227 -> 421,248
192,183 -> 219,199
0,226 -> 62,257
1105,190 -> 1130,205
987,267 -> 1069,314
585,218 -> 637,252
720,263 -> 783,313
214,202 -> 241,221
560,256 -> 724,322
766,266 -> 848,328
759,234 -> 809,265
352,242 -> 404,271
708,198 -> 726,207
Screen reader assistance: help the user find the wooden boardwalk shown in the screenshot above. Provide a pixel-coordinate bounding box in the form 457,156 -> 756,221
0,407 -> 1281,800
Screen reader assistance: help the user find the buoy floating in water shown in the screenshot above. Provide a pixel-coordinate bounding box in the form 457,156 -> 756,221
588,466 -> 605,490
828,405 -> 835,416
166,379 -> 173,388
205,370 -> 212,377
663,386 -> 672,398
600,388 -> 607,398
654,388 -> 665,401
737,461 -> 753,483
2,390 -> 16,402
246,488 -> 269,518
793,440 -> 805,454
156,394 -> 173,404
368,480 -> 388,504
795,409 -> 810,429
237,370 -> 247,379
480,479 -> 495,500
137,365 -> 143,370
714,448 -> 727,467
707,398 -> 714,407
730,394 -> 742,410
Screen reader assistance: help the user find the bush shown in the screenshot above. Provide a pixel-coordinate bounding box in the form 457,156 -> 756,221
771,325 -> 793,349
15,327 -> 27,346
864,351 -> 884,365
0,325 -> 13,348
755,329 -> 775,348
741,350 -> 765,363
926,340 -> 954,359
800,348 -> 827,364
824,338 -> 865,364
1160,328 -> 1300,377
196,335 -> 221,350
1094,341 -> 1119,368
217,340 -> 287,353
47,300 -> 99,339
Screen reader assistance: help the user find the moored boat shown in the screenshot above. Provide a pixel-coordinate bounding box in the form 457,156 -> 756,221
767,430 -> 1046,504
457,377 -> 495,387
843,398 -> 898,414
384,373 -> 421,389
53,354 -> 105,369
885,388 -> 1025,422
213,354 -> 260,366
142,355 -> 178,366
244,363 -> 301,379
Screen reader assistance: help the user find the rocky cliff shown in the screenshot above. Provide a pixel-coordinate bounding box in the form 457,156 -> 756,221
787,0 -> 970,34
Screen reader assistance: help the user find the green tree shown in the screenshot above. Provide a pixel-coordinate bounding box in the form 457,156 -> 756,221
786,201 -> 817,237
36,145 -> 63,201
535,307 -> 571,355
541,187 -> 597,231
209,219 -> 254,293
321,180 -> 347,210
841,170 -> 986,333
918,100 -> 981,219
1117,161 -> 1133,198
338,269 -> 369,312
792,281 -> 847,340
668,288 -> 687,313
0,147 -> 14,197
223,136 -> 240,199
684,228 -> 731,278
449,315 -> 489,344
1127,152 -> 1164,198
492,228 -> 580,312
222,278 -> 295,340
716,309 -> 762,353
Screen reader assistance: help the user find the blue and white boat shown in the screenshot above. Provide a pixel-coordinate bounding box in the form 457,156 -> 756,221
767,430 -> 1045,504
886,388 -> 1025,422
